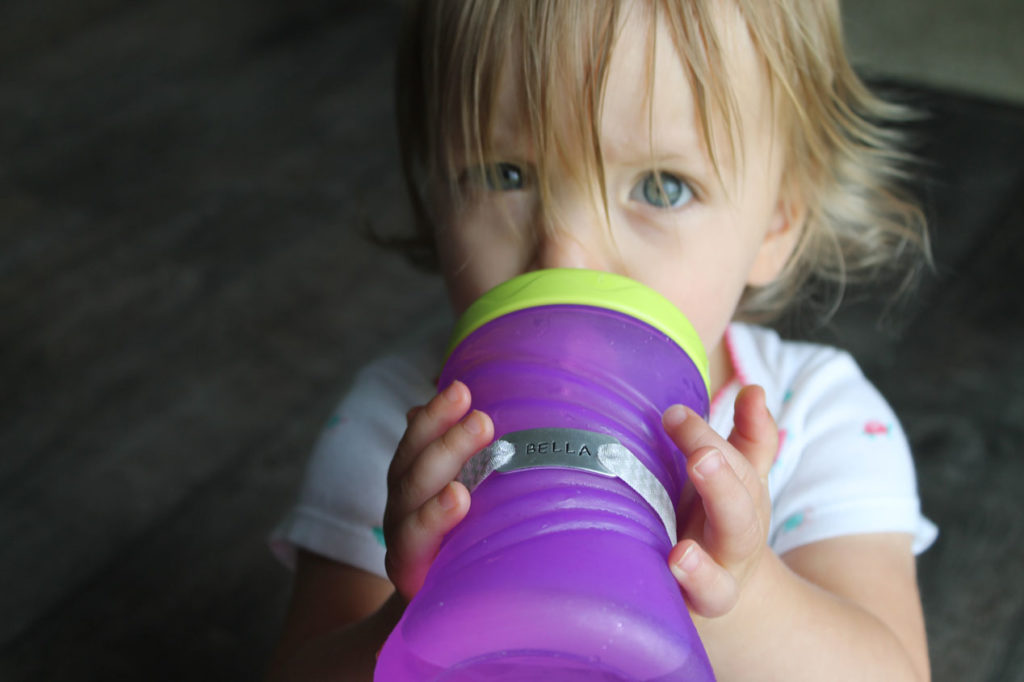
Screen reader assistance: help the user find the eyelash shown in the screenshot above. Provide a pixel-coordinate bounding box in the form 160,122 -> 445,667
629,171 -> 695,209
460,162 -> 528,191
460,163 -> 697,212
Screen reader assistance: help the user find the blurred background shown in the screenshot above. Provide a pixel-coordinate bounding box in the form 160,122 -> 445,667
2,1 -> 1022,680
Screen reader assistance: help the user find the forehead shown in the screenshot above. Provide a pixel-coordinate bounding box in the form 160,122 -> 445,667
598,7 -> 701,162
486,1 -> 774,179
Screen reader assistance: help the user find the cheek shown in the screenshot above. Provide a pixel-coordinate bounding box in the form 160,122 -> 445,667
437,209 -> 530,314
641,246 -> 753,351
672,286 -> 742,353
437,243 -> 492,313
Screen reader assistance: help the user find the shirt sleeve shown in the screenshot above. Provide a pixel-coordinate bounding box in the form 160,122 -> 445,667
269,353 -> 437,576
768,348 -> 938,556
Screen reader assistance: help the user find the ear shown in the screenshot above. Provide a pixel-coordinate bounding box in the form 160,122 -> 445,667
747,191 -> 806,287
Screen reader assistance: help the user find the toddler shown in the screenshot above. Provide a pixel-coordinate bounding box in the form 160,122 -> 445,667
267,1 -> 936,679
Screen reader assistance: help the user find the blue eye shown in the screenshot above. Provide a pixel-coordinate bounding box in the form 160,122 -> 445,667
482,162 -> 526,191
631,171 -> 693,208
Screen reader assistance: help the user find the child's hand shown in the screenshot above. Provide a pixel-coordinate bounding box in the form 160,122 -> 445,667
382,380 -> 493,599
661,385 -> 777,618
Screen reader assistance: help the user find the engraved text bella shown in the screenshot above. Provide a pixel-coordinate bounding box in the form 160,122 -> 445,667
524,440 -> 594,457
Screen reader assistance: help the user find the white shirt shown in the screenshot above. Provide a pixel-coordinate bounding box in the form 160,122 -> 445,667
270,320 -> 937,575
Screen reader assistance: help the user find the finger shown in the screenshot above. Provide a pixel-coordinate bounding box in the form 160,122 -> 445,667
390,409 -> 493,518
726,385 -> 778,480
688,445 -> 765,564
676,479 -> 700,536
662,405 -> 754,489
385,481 -> 470,597
390,381 -> 472,485
668,540 -> 739,618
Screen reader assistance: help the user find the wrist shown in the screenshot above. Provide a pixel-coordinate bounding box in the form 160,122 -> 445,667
693,547 -> 925,682
692,547 -> 790,666
381,589 -> 409,624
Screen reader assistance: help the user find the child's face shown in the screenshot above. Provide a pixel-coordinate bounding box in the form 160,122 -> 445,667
435,2 -> 802,372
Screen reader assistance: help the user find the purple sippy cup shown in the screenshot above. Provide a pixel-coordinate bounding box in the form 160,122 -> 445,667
375,269 -> 715,681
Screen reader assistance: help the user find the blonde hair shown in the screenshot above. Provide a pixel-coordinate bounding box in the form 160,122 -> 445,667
393,0 -> 930,324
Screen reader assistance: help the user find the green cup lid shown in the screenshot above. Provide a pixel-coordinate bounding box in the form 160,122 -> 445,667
446,269 -> 710,394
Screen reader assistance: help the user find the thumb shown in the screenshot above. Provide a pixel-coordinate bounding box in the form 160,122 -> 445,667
726,385 -> 778,479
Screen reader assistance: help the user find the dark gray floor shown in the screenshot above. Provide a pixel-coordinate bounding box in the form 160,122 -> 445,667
2,2 -> 1023,680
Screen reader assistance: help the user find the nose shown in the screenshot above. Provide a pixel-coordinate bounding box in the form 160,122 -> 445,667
528,189 -> 618,272
531,230 -> 605,270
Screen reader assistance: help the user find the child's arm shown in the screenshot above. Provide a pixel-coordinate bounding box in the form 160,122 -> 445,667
265,380 -> 493,681
662,386 -> 930,681
265,553 -> 400,681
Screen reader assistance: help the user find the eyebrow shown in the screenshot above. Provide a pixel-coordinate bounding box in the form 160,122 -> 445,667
488,117 -> 528,154
600,124 -> 711,171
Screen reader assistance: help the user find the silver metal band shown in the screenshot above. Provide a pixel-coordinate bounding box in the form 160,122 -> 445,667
458,428 -> 677,543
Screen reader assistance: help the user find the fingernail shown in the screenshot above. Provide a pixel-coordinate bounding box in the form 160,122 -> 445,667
676,544 -> 700,574
695,448 -> 722,478
442,381 -> 461,402
663,405 -> 688,428
438,483 -> 458,510
463,411 -> 483,435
